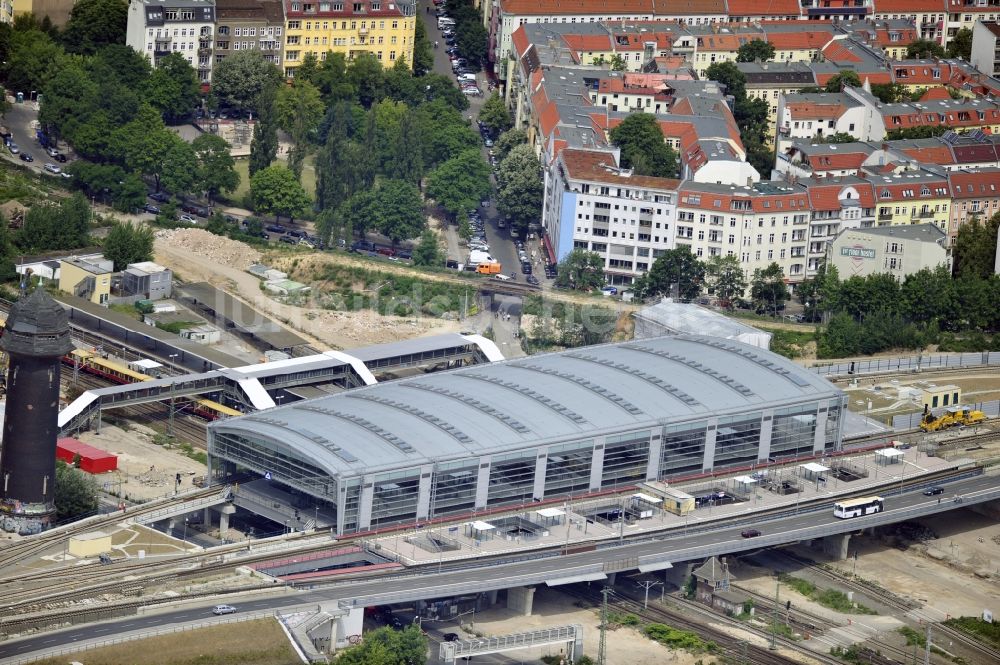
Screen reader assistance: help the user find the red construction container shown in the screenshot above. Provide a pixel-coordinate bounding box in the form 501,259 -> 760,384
56,437 -> 118,474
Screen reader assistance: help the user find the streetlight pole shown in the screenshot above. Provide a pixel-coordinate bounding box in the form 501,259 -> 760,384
167,354 -> 178,436
182,517 -> 188,543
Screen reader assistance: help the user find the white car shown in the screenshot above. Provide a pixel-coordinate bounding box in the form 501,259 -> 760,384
492,273 -> 511,281
43,163 -> 61,174
212,604 -> 237,615
178,214 -> 197,224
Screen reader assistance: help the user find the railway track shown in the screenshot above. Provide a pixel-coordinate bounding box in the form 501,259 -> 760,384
561,584 -> 844,665
773,551 -> 1000,664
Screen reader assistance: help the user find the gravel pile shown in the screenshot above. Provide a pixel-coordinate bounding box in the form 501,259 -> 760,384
154,228 -> 261,270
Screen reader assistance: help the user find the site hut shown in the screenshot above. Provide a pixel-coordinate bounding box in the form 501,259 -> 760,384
207,335 -> 846,536
921,384 -> 961,411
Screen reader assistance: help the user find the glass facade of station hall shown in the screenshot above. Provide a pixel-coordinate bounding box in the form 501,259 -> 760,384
210,397 -> 844,535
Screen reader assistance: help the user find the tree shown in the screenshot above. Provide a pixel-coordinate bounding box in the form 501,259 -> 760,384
294,52 -> 321,85
555,250 -> 605,291
456,21 -> 488,68
952,212 -> 1000,279
17,194 -> 91,252
4,30 -> 67,93
947,28 -> 973,60
276,80 -> 325,179
633,246 -> 705,301
478,92 -> 512,135
870,82 -> 908,104
899,265 -> 953,325
496,145 -> 543,236
249,83 -> 279,177
825,70 -> 862,92
906,39 -> 945,59
159,135 -> 198,194
609,54 -> 627,71
608,113 -> 677,178
886,125 -> 950,140
704,61 -> 746,99
55,460 -> 98,522
425,149 -> 492,219
338,189 -> 380,239
113,174 -> 147,213
814,132 -> 858,144
390,111 -> 424,186
376,179 -> 425,245
211,50 -> 282,113
412,18 -> 435,76
347,52 -> 385,108
750,262 -> 790,316
336,626 -> 427,665
103,221 -> 154,270
62,0 -> 127,55
413,229 -> 443,267
250,165 -> 311,222
493,128 -> 527,162
192,134 -> 239,204
736,39 -> 775,63
145,52 -> 200,124
705,255 -> 747,308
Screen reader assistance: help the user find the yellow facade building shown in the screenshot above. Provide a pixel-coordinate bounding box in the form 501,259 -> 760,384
59,255 -> 113,306
282,0 -> 416,77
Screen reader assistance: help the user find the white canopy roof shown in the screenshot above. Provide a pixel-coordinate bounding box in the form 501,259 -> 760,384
535,507 -> 565,518
875,448 -> 904,458
130,359 -> 163,369
800,462 -> 830,473
470,520 -> 495,531
631,492 -> 662,504
733,475 -> 758,484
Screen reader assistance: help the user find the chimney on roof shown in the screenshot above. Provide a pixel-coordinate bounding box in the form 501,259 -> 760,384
882,142 -> 889,152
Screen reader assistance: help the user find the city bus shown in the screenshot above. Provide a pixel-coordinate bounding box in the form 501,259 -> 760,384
833,496 -> 884,519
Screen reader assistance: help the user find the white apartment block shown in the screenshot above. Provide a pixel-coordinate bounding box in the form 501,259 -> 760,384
127,0 -> 217,83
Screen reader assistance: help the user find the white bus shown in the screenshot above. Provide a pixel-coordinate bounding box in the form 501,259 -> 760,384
833,496 -> 884,519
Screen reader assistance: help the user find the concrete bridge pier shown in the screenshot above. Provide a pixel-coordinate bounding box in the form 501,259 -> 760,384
607,572 -> 617,586
971,499 -> 1000,520
218,504 -> 236,540
821,533 -> 851,559
664,562 -> 694,591
507,586 -> 536,616
487,589 -> 499,606
333,607 -> 363,648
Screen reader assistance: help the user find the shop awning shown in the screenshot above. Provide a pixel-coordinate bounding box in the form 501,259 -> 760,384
542,234 -> 556,265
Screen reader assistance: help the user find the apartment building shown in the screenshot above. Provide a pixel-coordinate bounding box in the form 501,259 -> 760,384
871,169 -> 951,230
829,223 -> 948,278
214,0 -> 284,66
946,0 -> 1000,45
282,0 -> 416,77
802,175 -> 876,275
971,20 -> 1000,76
871,0 -> 947,44
947,168 -> 1000,237
1,0 -> 11,24
545,148 -> 680,285
126,0 -> 217,83
10,0 -> 74,25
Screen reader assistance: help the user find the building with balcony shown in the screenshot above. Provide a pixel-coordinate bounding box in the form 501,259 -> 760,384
282,0 -> 416,78
829,223 -> 947,278
947,168 -> 1000,238
126,0 -> 217,83
870,169 -> 951,230
872,0 -> 947,45
214,0 -> 285,66
799,0 -> 874,22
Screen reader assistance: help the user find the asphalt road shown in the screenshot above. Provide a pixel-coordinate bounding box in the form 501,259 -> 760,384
2,474 -> 994,662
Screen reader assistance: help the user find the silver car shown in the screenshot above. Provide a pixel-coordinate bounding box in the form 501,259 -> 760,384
212,604 -> 237,615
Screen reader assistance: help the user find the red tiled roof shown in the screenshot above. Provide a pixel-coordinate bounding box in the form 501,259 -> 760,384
899,145 -> 954,165
919,87 -> 953,102
765,31 -> 834,51
823,41 -> 863,63
561,148 -> 681,189
562,34 -> 613,52
726,0 -> 802,15
872,0 -> 946,11
873,27 -> 918,46
951,144 -> 1000,164
882,105 -> 1000,129
511,26 -> 531,57
499,0 -> 655,15
786,101 -> 846,120
948,170 -> 1000,198
807,182 -> 873,210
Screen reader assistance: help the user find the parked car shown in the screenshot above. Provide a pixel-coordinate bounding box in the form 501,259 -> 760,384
149,191 -> 171,202
521,261 -> 532,275
212,604 -> 237,615
351,240 -> 376,253
143,204 -> 160,214
8,143 -> 19,155
741,529 -> 762,538
46,147 -> 59,158
286,229 -> 307,239
54,153 -> 67,163
279,235 -> 299,244
19,152 -> 33,162
446,259 -> 460,270
178,214 -> 197,224
601,286 -> 618,296
182,202 -> 209,217
43,163 -> 60,174
526,275 -> 539,285
396,250 -> 412,260
266,224 -> 287,234
443,633 -> 460,642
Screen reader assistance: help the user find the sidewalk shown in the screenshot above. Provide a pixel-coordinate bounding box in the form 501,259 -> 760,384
375,446 -> 965,566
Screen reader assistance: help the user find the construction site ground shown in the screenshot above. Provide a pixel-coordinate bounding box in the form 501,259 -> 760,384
843,373 -> 1000,418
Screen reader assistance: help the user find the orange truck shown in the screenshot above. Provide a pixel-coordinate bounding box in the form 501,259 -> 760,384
476,262 -> 502,274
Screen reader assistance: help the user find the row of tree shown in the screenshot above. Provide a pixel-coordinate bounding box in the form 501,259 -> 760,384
443,0 -> 489,69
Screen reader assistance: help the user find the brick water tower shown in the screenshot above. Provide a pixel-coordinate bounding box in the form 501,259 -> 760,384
0,287 -> 74,534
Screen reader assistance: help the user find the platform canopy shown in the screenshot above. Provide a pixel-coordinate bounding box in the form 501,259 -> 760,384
875,448 -> 904,459
733,475 -> 758,485
470,520 -> 495,531
535,507 -> 565,518
799,462 -> 830,473
631,492 -> 662,504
